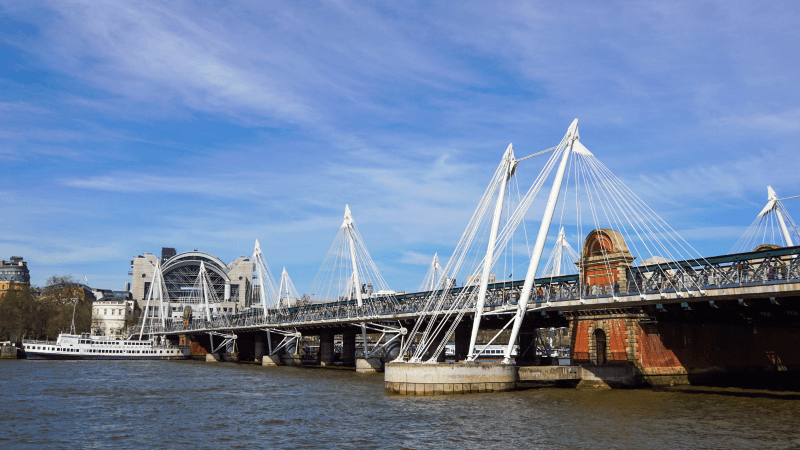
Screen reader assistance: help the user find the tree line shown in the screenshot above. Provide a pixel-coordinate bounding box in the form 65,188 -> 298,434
0,275 -> 93,342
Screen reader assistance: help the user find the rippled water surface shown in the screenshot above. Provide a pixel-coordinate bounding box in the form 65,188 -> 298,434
2,360 -> 800,449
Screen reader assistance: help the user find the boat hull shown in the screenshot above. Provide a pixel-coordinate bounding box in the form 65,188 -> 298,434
24,352 -> 187,360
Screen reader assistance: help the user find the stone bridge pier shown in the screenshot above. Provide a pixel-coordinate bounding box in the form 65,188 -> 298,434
565,229 -> 800,388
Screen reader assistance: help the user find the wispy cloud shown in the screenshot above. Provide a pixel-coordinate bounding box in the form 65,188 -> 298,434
2,1 -> 800,291
399,251 -> 435,265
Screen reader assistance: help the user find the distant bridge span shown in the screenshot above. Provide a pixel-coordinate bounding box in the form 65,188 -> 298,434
150,245 -> 800,335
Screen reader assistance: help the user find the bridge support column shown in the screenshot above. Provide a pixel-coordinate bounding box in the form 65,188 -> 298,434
319,331 -> 335,366
254,333 -> 265,363
454,322 -> 470,361
516,330 -> 537,366
341,329 -> 356,366
424,331 -> 447,363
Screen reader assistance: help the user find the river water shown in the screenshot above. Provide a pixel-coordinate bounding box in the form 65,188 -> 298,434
1,360 -> 799,449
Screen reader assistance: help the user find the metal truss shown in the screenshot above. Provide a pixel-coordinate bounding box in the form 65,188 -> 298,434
262,328 -> 301,356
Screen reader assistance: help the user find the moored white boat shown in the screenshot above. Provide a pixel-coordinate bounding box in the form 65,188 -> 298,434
22,332 -> 188,360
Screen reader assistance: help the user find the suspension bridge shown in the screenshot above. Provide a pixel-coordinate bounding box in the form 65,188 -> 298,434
138,119 -> 800,393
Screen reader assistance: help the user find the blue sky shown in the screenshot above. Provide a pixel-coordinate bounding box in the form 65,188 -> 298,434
1,1 -> 800,291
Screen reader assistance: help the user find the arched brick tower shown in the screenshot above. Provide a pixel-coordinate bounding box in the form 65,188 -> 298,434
580,229 -> 636,295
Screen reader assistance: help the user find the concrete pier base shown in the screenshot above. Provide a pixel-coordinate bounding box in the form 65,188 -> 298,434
262,354 -> 282,366
1,345 -> 18,359
254,334 -> 265,363
356,357 -> 383,373
206,353 -> 221,362
280,354 -> 303,366
221,352 -> 239,363
515,365 -> 636,388
319,331 -> 335,366
341,330 -> 356,366
385,362 -> 516,395
576,365 -> 636,388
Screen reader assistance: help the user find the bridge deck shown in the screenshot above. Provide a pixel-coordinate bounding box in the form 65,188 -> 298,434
155,278 -> 800,336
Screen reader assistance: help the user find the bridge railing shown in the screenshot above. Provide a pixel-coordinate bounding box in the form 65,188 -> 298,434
141,246 -> 800,335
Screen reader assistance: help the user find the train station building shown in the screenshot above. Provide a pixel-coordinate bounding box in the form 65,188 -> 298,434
130,247 -> 254,316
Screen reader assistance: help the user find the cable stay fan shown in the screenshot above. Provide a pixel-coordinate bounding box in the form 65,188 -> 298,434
731,186 -> 800,253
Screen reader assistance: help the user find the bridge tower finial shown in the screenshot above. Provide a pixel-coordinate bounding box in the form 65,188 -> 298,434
342,204 -> 354,229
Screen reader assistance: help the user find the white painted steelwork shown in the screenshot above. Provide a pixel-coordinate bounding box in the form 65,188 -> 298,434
504,119 -> 578,364
733,186 -> 800,253
467,144 -> 516,360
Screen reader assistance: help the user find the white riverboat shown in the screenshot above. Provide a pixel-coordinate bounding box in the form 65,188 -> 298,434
22,333 -> 188,360
443,344 -> 519,361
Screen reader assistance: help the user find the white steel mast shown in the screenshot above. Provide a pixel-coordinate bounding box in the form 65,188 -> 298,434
504,119 -> 579,364
467,144 -> 517,360
760,186 -> 795,247
342,205 -> 369,351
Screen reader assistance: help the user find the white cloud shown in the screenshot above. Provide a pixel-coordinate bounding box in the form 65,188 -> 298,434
2,1 -> 800,292
399,251 -> 436,265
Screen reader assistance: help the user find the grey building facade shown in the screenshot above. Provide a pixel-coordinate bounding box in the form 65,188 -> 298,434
0,256 -> 30,283
130,248 -> 254,314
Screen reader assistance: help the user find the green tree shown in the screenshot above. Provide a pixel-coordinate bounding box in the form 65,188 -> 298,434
41,275 -> 93,338
0,285 -> 37,342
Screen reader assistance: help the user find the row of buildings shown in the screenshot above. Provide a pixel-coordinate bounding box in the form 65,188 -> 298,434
1,247 -> 256,339
0,256 -> 136,338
